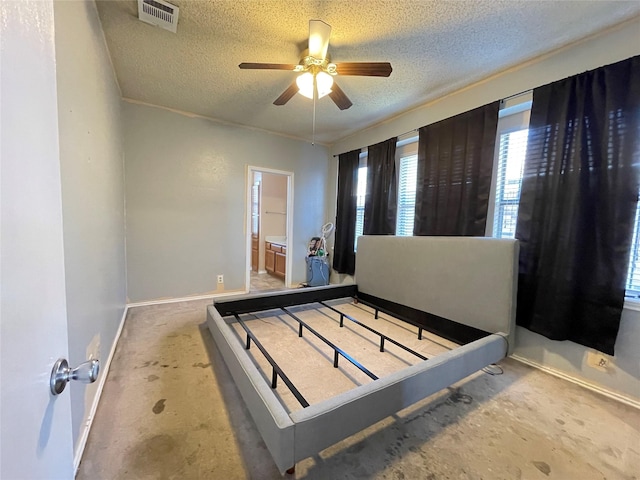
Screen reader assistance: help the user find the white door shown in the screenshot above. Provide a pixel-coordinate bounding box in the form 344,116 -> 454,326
1,1 -> 75,478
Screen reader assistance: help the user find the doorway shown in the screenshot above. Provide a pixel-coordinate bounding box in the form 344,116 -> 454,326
246,166 -> 293,293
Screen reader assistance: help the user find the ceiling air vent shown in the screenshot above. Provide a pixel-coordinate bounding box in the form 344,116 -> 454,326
138,0 -> 179,33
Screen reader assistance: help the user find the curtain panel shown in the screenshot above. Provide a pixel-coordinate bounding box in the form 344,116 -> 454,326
363,138 -> 398,235
413,101 -> 499,236
332,149 -> 361,275
516,56 -> 640,355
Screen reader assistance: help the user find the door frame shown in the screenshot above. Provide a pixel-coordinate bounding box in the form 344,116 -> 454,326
245,165 -> 294,291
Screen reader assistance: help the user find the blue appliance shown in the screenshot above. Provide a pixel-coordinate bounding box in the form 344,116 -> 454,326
306,256 -> 330,287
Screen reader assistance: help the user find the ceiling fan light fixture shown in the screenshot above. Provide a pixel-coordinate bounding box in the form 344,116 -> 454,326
296,71 -> 333,100
296,72 -> 315,99
316,71 -> 334,98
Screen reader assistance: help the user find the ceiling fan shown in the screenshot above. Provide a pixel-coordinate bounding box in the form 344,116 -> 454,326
239,20 -> 392,110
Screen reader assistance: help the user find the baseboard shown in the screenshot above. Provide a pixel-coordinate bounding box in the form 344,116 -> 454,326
73,305 -> 129,474
510,354 -> 640,409
126,290 -> 245,308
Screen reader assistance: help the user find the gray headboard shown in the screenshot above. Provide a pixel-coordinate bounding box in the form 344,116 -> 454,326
355,236 -> 518,352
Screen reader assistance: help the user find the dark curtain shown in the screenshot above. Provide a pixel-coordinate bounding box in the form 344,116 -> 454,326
363,138 -> 398,235
516,56 -> 640,355
413,101 -> 500,235
333,149 -> 361,275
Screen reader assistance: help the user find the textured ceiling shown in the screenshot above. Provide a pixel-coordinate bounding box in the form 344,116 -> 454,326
95,0 -> 640,145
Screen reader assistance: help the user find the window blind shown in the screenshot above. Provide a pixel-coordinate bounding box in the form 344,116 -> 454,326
396,154 -> 418,236
354,166 -> 367,249
626,200 -> 640,297
492,129 -> 527,238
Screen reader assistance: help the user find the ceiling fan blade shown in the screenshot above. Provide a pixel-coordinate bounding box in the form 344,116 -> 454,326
328,82 -> 353,110
308,20 -> 331,60
273,81 -> 299,106
239,63 -> 297,70
334,62 -> 393,77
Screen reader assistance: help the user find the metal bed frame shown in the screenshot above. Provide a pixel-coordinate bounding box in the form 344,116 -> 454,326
215,284 -> 493,412
207,236 -> 518,475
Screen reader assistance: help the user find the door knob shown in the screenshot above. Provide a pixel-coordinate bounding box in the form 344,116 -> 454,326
50,358 -> 100,395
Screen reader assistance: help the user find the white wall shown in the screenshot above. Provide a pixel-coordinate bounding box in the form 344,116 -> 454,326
329,18 -> 640,402
261,172 -> 287,238
123,102 -> 329,302
514,312 -> 640,401
54,0 -> 127,455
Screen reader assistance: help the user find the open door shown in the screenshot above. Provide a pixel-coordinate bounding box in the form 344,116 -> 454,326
246,166 -> 293,292
1,2 -> 75,477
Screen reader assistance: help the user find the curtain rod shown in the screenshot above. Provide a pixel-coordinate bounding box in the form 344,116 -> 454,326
332,89 -> 534,157
332,130 -> 417,157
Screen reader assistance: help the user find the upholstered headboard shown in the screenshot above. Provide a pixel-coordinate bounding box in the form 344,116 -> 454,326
355,236 -> 518,352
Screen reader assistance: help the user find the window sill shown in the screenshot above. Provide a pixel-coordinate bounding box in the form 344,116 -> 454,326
623,297 -> 640,312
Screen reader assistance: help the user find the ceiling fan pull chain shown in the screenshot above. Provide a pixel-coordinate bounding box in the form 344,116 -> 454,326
312,74 -> 317,145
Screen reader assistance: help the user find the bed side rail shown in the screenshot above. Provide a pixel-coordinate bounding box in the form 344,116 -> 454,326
290,333 -> 507,462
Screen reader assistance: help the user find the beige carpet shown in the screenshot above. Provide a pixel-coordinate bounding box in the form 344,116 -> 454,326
77,297 -> 640,479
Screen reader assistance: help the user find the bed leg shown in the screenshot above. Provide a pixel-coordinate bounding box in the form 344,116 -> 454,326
286,466 -> 295,474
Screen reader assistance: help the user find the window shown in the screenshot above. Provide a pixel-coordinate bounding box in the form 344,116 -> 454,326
354,165 -> 367,250
490,99 -> 640,299
352,140 -> 418,249
626,201 -> 640,298
396,154 -> 418,236
492,129 -> 527,238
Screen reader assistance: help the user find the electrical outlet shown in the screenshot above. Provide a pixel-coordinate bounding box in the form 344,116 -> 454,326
217,274 -> 224,284
586,351 -> 611,372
